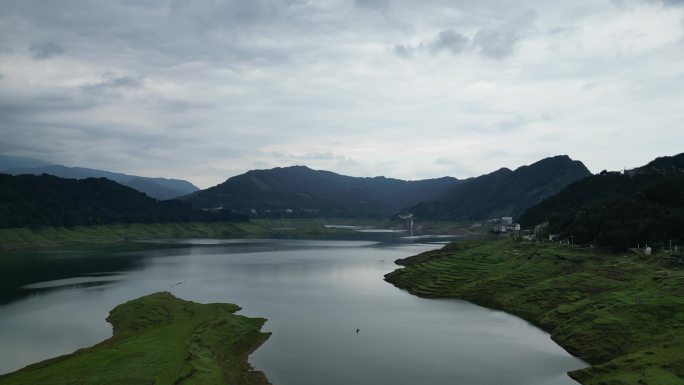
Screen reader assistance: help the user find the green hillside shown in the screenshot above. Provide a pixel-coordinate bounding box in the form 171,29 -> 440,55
6,164 -> 200,200
184,165 -> 461,217
519,153 -> 684,250
385,238 -> 684,384
410,155 -> 591,220
0,174 -> 244,228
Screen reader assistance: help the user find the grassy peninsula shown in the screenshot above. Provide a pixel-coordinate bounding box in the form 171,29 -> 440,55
0,292 -> 271,385
385,238 -> 684,384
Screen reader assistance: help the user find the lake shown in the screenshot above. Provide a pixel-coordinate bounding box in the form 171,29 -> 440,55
0,236 -> 585,384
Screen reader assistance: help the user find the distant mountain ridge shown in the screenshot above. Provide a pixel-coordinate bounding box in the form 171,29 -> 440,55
408,155 -> 592,220
184,165 -> 462,217
0,174 -> 243,228
183,157 -> 590,219
5,164 -> 199,200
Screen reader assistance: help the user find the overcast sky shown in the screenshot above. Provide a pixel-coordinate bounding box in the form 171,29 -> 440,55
1,0 -> 683,188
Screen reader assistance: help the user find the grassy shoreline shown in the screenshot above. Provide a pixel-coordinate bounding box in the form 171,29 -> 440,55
384,238 -> 684,384
0,222 -> 270,250
0,219 -> 356,250
0,218 -> 477,250
0,292 -> 271,385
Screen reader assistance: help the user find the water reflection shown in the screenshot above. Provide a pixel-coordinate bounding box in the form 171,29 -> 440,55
0,238 -> 585,384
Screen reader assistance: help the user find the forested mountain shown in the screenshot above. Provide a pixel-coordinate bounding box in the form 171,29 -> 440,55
640,153 -> 684,170
184,166 -> 461,217
0,174 -> 244,228
519,153 -> 684,249
408,155 -> 591,220
6,164 -> 199,200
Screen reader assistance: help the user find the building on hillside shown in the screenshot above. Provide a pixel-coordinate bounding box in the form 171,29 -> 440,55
496,223 -> 521,233
502,217 -> 513,225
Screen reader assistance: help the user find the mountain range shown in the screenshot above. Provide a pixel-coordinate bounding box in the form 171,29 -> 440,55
2,152 -> 682,250
183,165 -> 461,218
408,155 -> 591,220
183,155 -> 590,220
1,155 -> 199,200
0,154 -> 590,219
0,174 -> 243,228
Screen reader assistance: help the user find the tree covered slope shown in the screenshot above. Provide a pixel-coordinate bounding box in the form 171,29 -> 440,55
184,165 -> 461,217
410,155 -> 591,220
6,164 -> 199,200
519,153 -> 684,249
0,174 -> 244,228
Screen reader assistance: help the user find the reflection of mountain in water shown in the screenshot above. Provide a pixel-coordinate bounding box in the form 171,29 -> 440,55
0,245 -> 153,305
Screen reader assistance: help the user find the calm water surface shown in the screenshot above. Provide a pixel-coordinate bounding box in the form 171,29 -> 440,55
0,237 -> 585,384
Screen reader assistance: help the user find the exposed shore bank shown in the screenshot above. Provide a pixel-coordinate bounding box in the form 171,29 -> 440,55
385,238 -> 684,384
0,218 -> 476,250
0,219 -> 353,250
0,292 -> 272,385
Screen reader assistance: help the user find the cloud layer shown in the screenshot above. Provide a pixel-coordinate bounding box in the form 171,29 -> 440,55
1,0 -> 683,188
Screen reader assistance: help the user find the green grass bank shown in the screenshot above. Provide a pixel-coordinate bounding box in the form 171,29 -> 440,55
0,218 -> 475,250
0,292 -> 271,385
0,219 -> 360,250
0,222 -> 270,250
384,238 -> 684,385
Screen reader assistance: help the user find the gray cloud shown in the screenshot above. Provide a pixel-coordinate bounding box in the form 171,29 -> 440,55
152,98 -> 213,114
29,42 -> 64,59
1,0 -> 313,70
393,10 -> 536,60
470,10 -> 537,59
428,30 -> 470,55
80,72 -> 144,95
393,29 -> 469,59
0,93 -> 96,124
643,0 -> 684,6
612,0 -> 684,8
354,0 -> 389,11
393,43 -> 415,59
471,29 -> 520,59
0,1 -> 682,186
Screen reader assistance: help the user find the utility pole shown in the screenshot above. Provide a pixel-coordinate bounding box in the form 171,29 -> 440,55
570,235 -> 574,246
